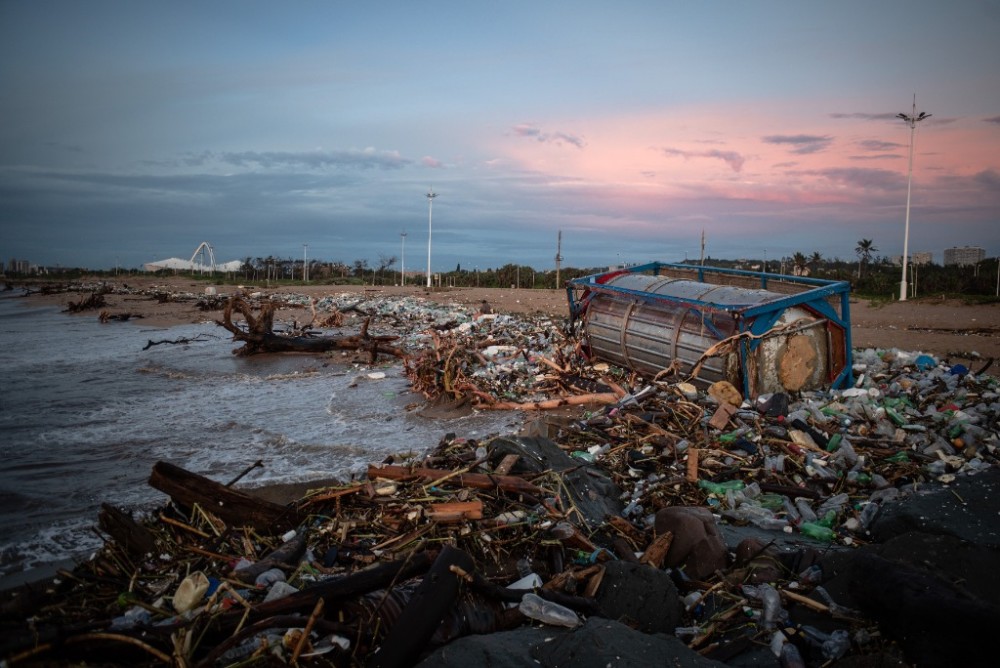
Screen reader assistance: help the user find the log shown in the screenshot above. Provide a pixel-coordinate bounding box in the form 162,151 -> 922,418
367,464 -> 545,496
217,297 -> 405,359
148,461 -> 300,532
97,503 -> 157,557
238,550 -> 437,620
366,546 -> 475,668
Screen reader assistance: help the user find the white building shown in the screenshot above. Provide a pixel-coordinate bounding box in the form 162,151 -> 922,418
943,246 -> 985,266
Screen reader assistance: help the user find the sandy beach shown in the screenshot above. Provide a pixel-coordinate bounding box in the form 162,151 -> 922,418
19,275 -> 1000,364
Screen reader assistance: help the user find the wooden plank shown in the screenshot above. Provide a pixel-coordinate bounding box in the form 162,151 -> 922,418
148,461 -> 300,532
425,500 -> 484,522
493,454 -> 521,475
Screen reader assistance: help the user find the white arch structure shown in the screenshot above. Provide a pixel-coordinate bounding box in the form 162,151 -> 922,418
189,242 -> 216,273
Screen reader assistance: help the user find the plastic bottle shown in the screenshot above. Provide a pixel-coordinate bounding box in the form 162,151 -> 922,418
817,492 -> 849,517
263,580 -> 299,603
794,498 -> 818,523
758,583 -> 785,629
799,522 -> 835,542
698,479 -> 745,495
780,642 -> 806,668
254,568 -> 286,587
518,592 -> 581,628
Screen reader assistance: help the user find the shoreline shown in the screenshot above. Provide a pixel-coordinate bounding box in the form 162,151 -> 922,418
9,274 -> 1000,364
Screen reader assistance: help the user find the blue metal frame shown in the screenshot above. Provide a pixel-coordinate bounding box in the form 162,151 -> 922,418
567,261 -> 854,394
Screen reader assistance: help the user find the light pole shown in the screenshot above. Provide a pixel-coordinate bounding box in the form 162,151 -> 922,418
425,189 -> 437,288
302,244 -> 308,282
400,230 -> 407,286
897,95 -> 931,301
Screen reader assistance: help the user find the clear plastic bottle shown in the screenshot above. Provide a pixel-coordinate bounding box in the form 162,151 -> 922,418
780,642 -> 805,668
254,567 -> 286,587
759,583 -> 785,629
794,498 -> 818,523
518,592 -> 581,628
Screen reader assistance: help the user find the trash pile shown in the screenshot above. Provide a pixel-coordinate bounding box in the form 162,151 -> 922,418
2,288 -> 998,667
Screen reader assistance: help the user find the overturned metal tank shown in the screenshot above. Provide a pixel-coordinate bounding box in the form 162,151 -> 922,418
567,262 -> 853,398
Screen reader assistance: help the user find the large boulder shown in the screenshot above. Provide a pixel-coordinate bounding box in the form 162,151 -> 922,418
654,506 -> 728,580
594,561 -> 683,633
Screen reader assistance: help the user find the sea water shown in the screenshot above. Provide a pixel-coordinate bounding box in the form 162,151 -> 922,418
0,292 -> 521,580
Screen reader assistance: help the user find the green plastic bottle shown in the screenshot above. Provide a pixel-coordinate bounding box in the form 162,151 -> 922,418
697,479 -> 745,495
885,407 -> 908,426
799,522 -> 835,542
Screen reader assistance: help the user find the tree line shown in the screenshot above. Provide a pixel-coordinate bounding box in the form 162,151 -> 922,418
14,244 -> 998,300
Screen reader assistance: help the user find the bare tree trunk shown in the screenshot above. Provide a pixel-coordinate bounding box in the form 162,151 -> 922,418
216,297 -> 405,360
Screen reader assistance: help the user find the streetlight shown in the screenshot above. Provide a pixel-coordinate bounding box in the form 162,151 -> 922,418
302,244 -> 308,282
425,189 -> 437,288
400,230 -> 407,286
897,95 -> 931,301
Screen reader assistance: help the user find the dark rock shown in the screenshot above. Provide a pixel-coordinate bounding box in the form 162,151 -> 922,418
416,617 -> 727,668
654,506 -> 728,580
846,552 -> 997,667
593,561 -> 683,633
869,467 -> 1000,547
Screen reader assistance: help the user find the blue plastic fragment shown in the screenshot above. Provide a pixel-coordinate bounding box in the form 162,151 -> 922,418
950,364 -> 969,376
914,354 -> 936,371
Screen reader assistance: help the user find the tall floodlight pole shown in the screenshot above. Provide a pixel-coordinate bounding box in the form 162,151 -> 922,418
303,244 -> 308,282
897,95 -> 931,301
400,230 -> 407,286
425,189 -> 437,288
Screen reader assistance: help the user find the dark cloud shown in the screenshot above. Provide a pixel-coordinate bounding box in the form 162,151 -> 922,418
660,147 -> 746,172
215,149 -> 410,170
829,112 -> 899,120
974,169 -> 1000,189
761,134 -> 833,155
512,124 -> 585,148
804,166 -> 902,191
983,116 -> 1000,125
857,139 -> 903,152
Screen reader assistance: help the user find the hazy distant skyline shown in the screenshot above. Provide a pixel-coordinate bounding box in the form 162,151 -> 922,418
2,1 -> 998,272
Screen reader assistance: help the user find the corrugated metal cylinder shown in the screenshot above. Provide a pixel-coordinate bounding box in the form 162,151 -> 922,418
582,273 -> 834,396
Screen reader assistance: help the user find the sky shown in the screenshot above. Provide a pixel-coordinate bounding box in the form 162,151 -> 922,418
2,1 -> 999,274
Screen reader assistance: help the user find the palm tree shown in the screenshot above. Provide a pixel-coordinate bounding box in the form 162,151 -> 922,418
855,239 -> 878,279
809,251 -> 823,275
792,252 -> 808,276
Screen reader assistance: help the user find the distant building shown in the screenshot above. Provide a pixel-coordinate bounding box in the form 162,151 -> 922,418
891,251 -> 933,266
943,246 -> 985,266
7,258 -> 32,274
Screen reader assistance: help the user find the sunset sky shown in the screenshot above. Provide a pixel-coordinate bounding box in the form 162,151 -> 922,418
2,0 -> 998,273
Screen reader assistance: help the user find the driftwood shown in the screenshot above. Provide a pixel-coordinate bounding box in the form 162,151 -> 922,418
367,546 -> 475,668
64,292 -> 106,312
368,464 -> 545,496
141,333 -> 214,350
217,296 -> 406,359
97,503 -> 157,558
148,461 -> 300,532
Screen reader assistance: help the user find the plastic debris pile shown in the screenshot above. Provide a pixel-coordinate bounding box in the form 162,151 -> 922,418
2,285 -> 998,666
